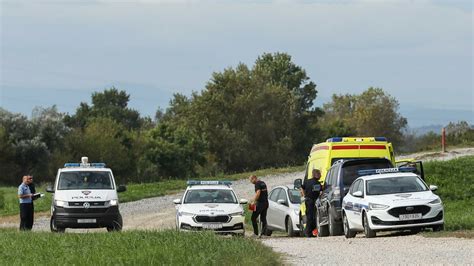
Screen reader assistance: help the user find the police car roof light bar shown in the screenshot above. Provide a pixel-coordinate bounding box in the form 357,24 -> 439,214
358,167 -> 417,177
64,162 -> 107,168
187,180 -> 232,186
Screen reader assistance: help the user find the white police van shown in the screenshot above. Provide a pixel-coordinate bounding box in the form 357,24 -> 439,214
174,181 -> 247,236
46,157 -> 126,232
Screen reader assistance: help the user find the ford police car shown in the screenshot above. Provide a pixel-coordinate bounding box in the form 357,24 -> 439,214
46,157 -> 126,232
342,168 -> 444,238
173,181 -> 247,236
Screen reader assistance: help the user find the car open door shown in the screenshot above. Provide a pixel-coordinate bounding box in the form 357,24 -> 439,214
396,159 -> 425,180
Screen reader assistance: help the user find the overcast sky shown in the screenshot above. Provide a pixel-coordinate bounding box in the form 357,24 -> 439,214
0,0 -> 472,127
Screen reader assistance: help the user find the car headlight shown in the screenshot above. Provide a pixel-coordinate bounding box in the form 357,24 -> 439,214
178,211 -> 194,217
109,199 -> 118,206
55,200 -> 67,207
230,211 -> 244,216
428,198 -> 442,205
369,203 -> 389,210
293,209 -> 299,216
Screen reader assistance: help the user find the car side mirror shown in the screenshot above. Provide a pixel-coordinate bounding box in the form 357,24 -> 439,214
46,185 -> 54,193
173,199 -> 181,204
277,199 -> 287,205
239,199 -> 248,204
117,185 -> 127,193
294,178 -> 302,189
353,191 -> 363,197
429,185 -> 438,191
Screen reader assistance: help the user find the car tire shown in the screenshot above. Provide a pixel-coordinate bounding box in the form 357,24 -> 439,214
432,224 -> 444,232
363,212 -> 376,238
50,216 -> 65,233
329,207 -> 343,236
299,215 -> 306,237
107,214 -> 123,232
343,212 -> 356,238
316,210 -> 329,237
286,216 -> 296,237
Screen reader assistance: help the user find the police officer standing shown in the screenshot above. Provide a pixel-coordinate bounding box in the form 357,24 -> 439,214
18,175 -> 34,231
300,169 -> 322,237
249,175 -> 269,238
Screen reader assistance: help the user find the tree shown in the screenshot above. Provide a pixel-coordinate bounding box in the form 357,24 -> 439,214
162,52 -> 322,172
322,88 -> 407,146
65,88 -> 143,130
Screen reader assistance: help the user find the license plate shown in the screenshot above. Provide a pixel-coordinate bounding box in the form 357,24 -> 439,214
77,219 -> 96,223
399,213 -> 422,221
202,223 -> 223,229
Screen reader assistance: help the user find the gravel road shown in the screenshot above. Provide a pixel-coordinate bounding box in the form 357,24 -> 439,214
1,148 -> 473,264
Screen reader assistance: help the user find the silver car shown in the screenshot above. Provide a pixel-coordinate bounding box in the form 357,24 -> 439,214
264,185 -> 302,237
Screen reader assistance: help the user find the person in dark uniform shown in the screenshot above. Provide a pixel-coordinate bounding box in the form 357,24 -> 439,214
249,175 -> 269,237
17,175 -> 34,231
300,169 -> 322,237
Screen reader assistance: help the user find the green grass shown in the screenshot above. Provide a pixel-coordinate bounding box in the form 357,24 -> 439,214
0,229 -> 281,265
0,165 -> 304,217
423,156 -> 474,231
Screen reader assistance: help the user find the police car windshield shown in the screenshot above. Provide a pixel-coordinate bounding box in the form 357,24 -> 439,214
288,189 -> 302,204
184,189 -> 237,204
58,171 -> 114,190
366,176 -> 428,195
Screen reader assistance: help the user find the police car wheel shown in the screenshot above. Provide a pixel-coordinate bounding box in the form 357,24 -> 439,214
432,224 -> 444,232
286,216 -> 295,237
363,212 -> 376,238
343,213 -> 356,238
50,217 -> 65,233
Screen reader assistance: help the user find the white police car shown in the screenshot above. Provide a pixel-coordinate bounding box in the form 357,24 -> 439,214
173,181 -> 247,236
342,168 -> 444,238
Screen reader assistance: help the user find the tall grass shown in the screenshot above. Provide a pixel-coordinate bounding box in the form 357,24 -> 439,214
0,229 -> 281,265
423,156 -> 474,230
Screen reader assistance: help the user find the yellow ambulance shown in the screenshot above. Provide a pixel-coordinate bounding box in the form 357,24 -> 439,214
304,137 -> 395,182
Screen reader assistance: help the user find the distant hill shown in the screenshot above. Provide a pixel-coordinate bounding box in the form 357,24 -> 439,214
409,125 -> 443,136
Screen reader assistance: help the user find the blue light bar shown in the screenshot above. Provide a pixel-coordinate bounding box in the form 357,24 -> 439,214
187,180 -> 232,186
64,163 -> 107,168
374,137 -> 387,141
64,163 -> 81,167
327,137 -> 343,142
358,167 -> 417,176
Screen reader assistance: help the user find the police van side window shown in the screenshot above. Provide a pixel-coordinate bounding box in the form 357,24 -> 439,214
325,169 -> 333,187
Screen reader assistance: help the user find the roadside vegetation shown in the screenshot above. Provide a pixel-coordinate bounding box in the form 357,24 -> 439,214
0,165 -> 303,217
0,229 -> 281,265
423,156 -> 474,232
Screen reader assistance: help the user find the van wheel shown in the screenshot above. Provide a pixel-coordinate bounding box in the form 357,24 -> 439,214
316,210 -> 329,237
50,216 -> 65,233
329,207 -> 343,236
343,213 -> 356,238
363,212 -> 376,238
107,214 -> 123,232
286,216 -> 296,237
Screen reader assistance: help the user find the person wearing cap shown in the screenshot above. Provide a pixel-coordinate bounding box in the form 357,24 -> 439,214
18,175 -> 34,231
300,169 -> 322,237
249,175 -> 269,237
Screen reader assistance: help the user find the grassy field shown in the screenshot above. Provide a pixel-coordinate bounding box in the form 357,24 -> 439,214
0,165 -> 303,217
423,155 -> 474,231
0,229 -> 281,265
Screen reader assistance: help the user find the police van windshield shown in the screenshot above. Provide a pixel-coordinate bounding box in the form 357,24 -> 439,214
366,176 -> 428,195
288,189 -> 302,204
342,161 -> 392,187
58,171 -> 114,190
184,189 -> 237,204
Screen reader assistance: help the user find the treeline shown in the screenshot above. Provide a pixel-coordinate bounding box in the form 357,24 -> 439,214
2,52 -> 463,185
